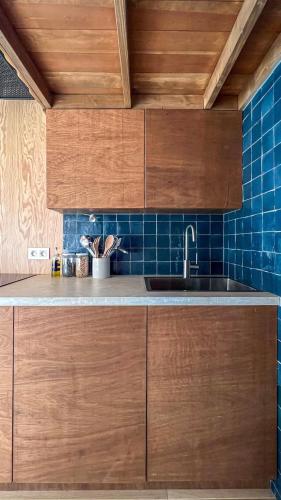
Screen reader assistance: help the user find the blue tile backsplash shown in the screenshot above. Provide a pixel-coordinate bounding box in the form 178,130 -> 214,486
222,60 -> 281,497
63,212 -> 224,276
224,61 -> 281,295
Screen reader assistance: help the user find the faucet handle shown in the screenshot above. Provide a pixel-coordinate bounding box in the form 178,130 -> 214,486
190,263 -> 199,270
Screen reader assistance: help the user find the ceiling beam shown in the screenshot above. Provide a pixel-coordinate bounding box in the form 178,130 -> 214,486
203,0 -> 267,109
0,4 -> 52,108
114,0 -> 131,108
238,33 -> 281,110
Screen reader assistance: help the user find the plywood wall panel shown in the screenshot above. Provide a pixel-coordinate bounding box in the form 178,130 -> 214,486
0,101 -> 62,274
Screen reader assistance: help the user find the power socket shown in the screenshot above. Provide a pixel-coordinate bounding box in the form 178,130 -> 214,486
28,247 -> 50,260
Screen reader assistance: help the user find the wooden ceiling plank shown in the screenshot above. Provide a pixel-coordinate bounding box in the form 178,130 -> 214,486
0,4 -> 52,108
1,1 -> 116,30
129,0 -> 242,32
114,0 -> 131,108
130,31 -> 229,53
52,94 -> 125,109
133,73 -> 209,95
238,32 -> 281,109
16,29 -> 118,53
204,0 -> 268,109
43,72 -> 122,95
133,94 -> 203,109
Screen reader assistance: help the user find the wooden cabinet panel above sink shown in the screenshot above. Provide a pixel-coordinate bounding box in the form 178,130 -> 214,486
47,109 -> 145,210
145,110 -> 242,210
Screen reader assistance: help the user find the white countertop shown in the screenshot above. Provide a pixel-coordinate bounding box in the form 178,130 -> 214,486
0,275 -> 278,306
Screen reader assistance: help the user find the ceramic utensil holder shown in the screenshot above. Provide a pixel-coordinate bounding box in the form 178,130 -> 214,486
92,257 -> 110,279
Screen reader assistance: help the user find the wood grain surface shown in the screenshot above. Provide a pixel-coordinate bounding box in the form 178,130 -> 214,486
147,306 -> 277,484
14,307 -> 146,483
47,109 -> 145,209
145,110 -> 242,209
0,307 -> 13,483
0,101 -> 62,274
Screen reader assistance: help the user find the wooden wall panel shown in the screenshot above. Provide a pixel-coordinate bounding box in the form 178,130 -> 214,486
0,307 -> 13,483
0,101 -> 62,273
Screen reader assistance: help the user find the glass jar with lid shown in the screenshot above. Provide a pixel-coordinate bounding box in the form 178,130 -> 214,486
75,253 -> 89,278
61,252 -> 76,277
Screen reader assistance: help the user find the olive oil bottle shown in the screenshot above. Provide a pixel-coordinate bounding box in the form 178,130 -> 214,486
51,246 -> 61,277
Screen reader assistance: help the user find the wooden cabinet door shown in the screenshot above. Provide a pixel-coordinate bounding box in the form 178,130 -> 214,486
145,110 -> 242,210
47,110 -> 145,209
14,307 -> 146,483
147,306 -> 277,485
0,307 -> 13,483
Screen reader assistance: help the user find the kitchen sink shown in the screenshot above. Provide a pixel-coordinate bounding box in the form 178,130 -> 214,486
144,276 -> 257,292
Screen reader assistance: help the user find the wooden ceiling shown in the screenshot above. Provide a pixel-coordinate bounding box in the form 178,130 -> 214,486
0,0 -> 280,110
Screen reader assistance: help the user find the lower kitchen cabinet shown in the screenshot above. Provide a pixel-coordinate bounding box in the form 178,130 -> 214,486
0,307 -> 13,483
13,307 -> 146,483
147,306 -> 277,484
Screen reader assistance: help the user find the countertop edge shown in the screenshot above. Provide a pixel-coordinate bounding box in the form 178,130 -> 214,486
0,296 -> 278,306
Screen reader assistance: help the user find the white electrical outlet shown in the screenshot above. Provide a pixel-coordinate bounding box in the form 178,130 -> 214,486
28,247 -> 50,260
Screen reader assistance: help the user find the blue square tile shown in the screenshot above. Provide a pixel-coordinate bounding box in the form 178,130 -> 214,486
144,234 -> 156,248
144,262 -> 156,275
157,248 -> 170,261
275,120 -> 281,146
243,165 -> 251,183
170,261 -> 183,275
252,139 -> 262,161
275,187 -> 281,209
170,221 -> 184,234
157,262 -> 170,275
131,262 -> 144,275
252,121 -> 261,143
143,214 -> 156,221
144,248 -> 156,261
117,213 -> 130,221
157,221 -> 170,234
157,234 -> 170,248
130,222 -> 143,234
262,108 -> 274,134
262,149 -> 274,173
103,214 -> 116,222
261,87 -> 274,116
262,170 -> 274,192
275,143 -> 281,166
263,211 -> 276,231
130,214 -> 143,222
117,222 -> 130,235
103,221 -> 117,235
197,221 -> 210,234
144,222 -> 156,234
243,147 -> 251,167
262,129 -> 274,154
262,190 -> 275,211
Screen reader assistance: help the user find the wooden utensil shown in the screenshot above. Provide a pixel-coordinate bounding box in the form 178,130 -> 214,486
103,235 -> 115,257
93,236 -> 101,258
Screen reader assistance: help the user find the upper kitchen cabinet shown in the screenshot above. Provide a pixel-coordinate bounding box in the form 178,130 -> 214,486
46,109 -> 145,210
145,110 -> 242,210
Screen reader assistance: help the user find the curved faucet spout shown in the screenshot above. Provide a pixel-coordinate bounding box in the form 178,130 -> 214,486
183,224 -> 198,278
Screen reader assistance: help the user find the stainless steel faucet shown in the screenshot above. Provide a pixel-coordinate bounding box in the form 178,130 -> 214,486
183,224 -> 199,279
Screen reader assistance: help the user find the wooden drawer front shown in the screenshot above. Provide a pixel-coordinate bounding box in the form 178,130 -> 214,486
147,306 -> 277,484
47,109 -> 145,210
145,110 -> 242,210
14,306 -> 146,483
0,307 -> 13,483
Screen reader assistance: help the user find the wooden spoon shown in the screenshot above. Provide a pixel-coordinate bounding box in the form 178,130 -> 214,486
103,235 -> 115,257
